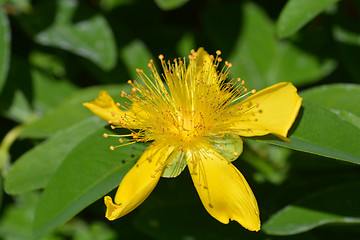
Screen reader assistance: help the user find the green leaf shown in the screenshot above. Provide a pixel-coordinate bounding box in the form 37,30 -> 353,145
176,32 -> 196,57
300,83 -> 360,116
31,69 -> 77,113
300,84 -> 360,129
333,2 -> 360,83
2,56 -> 76,123
260,100 -> 360,164
1,0 -> 32,13
20,84 -> 129,138
210,133 -> 243,162
263,182 -> 360,235
0,7 -> 10,93
0,56 -> 34,123
2,90 -> 34,123
0,192 -> 46,240
120,40 -> 153,80
32,128 -> 147,238
161,152 -> 186,178
277,0 -> 340,38
154,0 -> 189,11
35,0 -> 117,71
100,0 -> 135,11
0,176 -> 3,209
5,117 -> 105,194
29,51 -> 66,77
228,2 -> 336,90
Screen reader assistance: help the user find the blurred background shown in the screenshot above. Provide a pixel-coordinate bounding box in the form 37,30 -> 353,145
0,0 -> 360,239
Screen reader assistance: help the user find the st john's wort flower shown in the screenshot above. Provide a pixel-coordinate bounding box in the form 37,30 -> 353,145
83,48 -> 302,231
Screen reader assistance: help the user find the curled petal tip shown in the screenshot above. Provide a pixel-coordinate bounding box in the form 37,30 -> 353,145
104,196 -> 122,221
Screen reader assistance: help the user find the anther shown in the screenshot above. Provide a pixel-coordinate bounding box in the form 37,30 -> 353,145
111,125 -> 115,129
168,163 -> 173,166
110,146 -> 115,150
103,133 -> 108,138
158,54 -> 164,60
234,152 -> 239,156
251,89 -> 256,94
151,175 -> 156,178
116,102 -> 121,107
119,138 -> 123,143
127,80 -> 132,84
216,50 -> 221,55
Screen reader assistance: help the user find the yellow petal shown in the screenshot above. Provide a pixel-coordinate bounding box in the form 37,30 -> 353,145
82,90 -> 125,122
186,48 -> 217,85
227,82 -> 302,139
186,142 -> 260,231
105,142 -> 176,220
83,90 -> 148,129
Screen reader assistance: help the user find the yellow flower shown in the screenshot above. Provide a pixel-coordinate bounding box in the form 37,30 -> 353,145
83,48 -> 302,231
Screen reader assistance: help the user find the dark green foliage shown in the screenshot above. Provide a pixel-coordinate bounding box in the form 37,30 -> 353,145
0,0 -> 359,239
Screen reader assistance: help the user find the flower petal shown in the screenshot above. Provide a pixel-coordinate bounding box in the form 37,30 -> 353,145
227,82 -> 302,139
82,90 -> 125,122
186,142 -> 260,231
83,90 -> 147,128
186,48 -> 217,85
105,142 -> 176,220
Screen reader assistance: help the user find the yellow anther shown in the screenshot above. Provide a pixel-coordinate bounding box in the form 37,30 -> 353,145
103,133 -> 108,138
110,146 -> 115,151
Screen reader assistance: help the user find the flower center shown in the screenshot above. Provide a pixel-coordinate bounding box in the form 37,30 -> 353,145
106,49 -> 256,151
